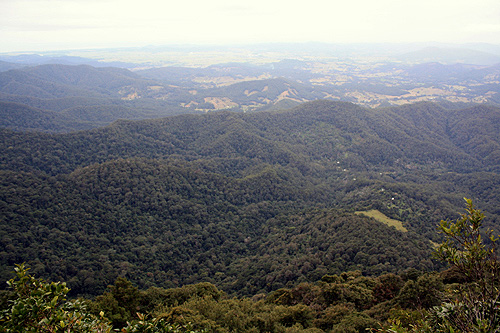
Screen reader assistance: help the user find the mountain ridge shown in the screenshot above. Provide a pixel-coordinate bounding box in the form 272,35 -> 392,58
1,100 -> 497,175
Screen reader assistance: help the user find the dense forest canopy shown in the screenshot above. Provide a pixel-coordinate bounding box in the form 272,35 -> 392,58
1,99 -> 500,301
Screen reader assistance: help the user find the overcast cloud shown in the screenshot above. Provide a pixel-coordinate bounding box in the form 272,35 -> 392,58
1,0 -> 499,52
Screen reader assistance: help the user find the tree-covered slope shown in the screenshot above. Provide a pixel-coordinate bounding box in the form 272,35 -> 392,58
2,100 -> 497,174
0,64 -> 194,131
0,64 -> 151,98
1,100 -> 500,297
0,158 -> 435,297
0,100 -> 94,132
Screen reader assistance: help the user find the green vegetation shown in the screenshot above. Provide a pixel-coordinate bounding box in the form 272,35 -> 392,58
383,199 -> 500,332
0,264 -> 206,332
1,100 -> 500,298
434,199 -> 500,331
1,97 -> 500,331
355,210 -> 407,232
2,200 -> 498,332
2,60 -> 500,133
0,263 -> 112,332
0,64 -> 195,132
0,158 -> 436,296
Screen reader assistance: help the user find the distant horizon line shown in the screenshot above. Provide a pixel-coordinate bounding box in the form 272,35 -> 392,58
2,40 -> 500,55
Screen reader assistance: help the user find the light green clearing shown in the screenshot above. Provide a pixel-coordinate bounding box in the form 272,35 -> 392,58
355,209 -> 408,232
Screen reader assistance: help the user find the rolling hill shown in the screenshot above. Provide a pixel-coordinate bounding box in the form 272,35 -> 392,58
0,64 -> 328,131
1,62 -> 500,134
0,64 -> 155,99
0,64 -> 198,131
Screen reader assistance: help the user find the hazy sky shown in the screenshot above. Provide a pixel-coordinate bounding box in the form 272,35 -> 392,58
1,0 -> 500,52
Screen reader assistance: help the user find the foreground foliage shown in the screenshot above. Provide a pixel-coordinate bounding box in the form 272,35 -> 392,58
2,199 -> 499,332
386,199 -> 500,332
0,264 -> 207,333
0,263 -> 111,332
436,199 -> 500,332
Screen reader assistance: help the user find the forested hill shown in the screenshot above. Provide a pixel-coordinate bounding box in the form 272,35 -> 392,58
0,64 -> 148,98
1,100 -> 500,297
0,64 -> 192,131
2,100 -> 499,174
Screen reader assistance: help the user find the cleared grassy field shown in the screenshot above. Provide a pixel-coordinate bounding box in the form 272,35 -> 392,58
355,209 -> 408,232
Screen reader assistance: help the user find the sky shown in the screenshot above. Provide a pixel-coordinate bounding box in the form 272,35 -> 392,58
1,0 -> 500,53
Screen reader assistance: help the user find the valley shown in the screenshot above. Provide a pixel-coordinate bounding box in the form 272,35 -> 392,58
1,43 -> 500,331
1,43 -> 499,127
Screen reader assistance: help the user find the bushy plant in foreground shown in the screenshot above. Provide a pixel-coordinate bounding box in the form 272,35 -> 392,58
0,263 -> 111,332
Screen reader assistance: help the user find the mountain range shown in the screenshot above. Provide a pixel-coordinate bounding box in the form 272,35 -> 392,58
1,61 -> 500,134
